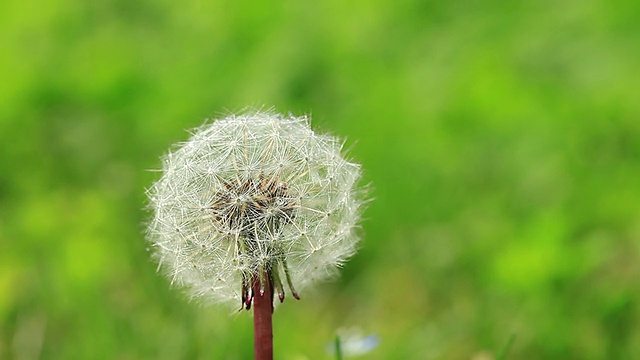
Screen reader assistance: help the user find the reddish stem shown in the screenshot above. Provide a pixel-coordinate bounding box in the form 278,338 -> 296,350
253,273 -> 273,360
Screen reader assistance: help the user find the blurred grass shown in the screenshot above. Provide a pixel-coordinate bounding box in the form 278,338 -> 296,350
1,0 -> 640,358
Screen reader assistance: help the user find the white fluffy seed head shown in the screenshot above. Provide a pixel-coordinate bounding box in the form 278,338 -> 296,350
146,111 -> 364,308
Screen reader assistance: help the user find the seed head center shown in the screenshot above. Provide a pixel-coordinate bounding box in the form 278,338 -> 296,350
211,175 -> 296,236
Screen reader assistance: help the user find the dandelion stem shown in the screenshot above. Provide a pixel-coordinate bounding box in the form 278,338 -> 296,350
253,271 -> 273,360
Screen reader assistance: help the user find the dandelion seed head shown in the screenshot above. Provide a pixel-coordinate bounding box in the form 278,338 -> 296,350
146,111 -> 364,308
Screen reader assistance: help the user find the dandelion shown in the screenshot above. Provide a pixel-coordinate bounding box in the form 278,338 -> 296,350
146,111 -> 364,359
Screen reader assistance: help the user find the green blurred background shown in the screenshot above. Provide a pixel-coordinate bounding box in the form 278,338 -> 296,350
1,0 -> 639,359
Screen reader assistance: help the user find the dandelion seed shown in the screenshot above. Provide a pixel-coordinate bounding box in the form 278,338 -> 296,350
146,111 -> 364,310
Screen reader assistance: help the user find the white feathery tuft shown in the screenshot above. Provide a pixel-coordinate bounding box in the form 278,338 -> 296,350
146,111 -> 364,308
